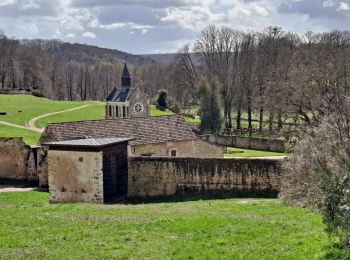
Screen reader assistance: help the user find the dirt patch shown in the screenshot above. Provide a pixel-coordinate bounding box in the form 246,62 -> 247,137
0,184 -> 36,193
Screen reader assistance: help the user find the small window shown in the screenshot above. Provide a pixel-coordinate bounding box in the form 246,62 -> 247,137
116,106 -> 119,117
170,149 -> 177,157
123,106 -> 126,117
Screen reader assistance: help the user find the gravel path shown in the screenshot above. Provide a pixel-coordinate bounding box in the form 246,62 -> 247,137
0,104 -> 91,133
0,184 -> 36,193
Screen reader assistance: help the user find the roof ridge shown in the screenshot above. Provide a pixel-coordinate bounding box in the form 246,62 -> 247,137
46,114 -> 184,126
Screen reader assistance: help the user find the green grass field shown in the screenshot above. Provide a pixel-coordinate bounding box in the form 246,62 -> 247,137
225,147 -> 286,158
0,125 -> 40,145
0,95 -> 101,126
35,104 -> 105,128
0,191 -> 327,259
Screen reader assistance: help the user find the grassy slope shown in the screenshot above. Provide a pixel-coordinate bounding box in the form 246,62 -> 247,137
225,147 -> 286,158
0,125 -> 40,146
0,192 -> 327,259
0,95 -> 101,126
35,104 -> 105,128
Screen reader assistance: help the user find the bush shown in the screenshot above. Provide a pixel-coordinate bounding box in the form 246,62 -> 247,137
157,90 -> 168,108
280,96 -> 350,257
198,79 -> 223,134
31,90 -> 45,98
156,103 -> 167,111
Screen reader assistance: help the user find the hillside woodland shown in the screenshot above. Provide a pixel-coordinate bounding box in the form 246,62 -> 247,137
2,27 -> 350,135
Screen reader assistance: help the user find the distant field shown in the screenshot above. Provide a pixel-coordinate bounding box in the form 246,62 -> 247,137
0,95 -> 101,126
35,104 -> 105,128
225,147 -> 286,158
0,192 -> 327,259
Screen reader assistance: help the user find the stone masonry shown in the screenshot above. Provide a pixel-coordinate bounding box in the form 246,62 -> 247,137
128,156 -> 283,198
48,150 -> 104,203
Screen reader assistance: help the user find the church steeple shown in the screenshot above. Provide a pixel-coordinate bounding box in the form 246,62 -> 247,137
121,63 -> 131,87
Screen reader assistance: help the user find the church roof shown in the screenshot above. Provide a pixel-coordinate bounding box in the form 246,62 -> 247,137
121,63 -> 131,79
40,115 -> 197,146
106,87 -> 136,102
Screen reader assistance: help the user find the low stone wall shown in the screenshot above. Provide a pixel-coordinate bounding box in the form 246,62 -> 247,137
0,138 -> 47,185
128,156 -> 283,198
199,134 -> 285,152
0,89 -> 31,95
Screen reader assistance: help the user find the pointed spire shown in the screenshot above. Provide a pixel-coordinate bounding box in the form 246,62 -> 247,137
121,63 -> 131,87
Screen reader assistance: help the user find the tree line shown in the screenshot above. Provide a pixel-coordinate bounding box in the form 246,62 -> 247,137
173,26 -> 350,134
0,31 -> 168,101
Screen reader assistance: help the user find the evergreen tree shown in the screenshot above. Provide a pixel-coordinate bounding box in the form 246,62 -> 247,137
198,79 -> 223,134
156,89 -> 168,110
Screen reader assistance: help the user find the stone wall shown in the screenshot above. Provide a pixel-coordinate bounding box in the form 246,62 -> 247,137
0,138 -> 43,182
199,134 -> 285,152
128,156 -> 282,198
48,150 -> 104,203
130,139 -> 224,158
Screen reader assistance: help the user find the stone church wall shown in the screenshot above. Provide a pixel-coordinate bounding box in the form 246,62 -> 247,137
128,156 -> 282,198
128,88 -> 149,118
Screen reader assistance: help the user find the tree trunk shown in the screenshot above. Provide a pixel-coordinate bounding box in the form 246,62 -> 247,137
259,107 -> 264,132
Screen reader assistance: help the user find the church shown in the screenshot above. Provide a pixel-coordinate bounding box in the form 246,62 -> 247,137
41,63 -> 223,158
105,63 -> 149,119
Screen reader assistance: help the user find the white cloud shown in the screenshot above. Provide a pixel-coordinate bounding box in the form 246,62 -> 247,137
323,0 -> 335,7
0,0 -> 16,7
82,31 -> 96,38
88,19 -> 154,31
338,2 -> 350,11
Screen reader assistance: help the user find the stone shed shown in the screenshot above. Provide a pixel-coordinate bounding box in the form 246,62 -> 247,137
45,138 -> 130,204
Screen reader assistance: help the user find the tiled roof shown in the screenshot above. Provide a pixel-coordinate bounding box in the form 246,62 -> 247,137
40,115 -> 197,146
106,87 -> 136,102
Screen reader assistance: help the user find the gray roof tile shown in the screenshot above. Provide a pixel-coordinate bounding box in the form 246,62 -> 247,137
40,115 -> 197,146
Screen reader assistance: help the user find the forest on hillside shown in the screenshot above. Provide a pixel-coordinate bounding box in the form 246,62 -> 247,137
1,27 -> 350,133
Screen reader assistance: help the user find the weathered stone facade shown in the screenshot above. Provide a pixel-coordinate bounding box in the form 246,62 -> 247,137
199,134 -> 285,153
48,150 -> 104,203
128,157 -> 283,198
129,139 -> 224,158
0,138 -> 46,183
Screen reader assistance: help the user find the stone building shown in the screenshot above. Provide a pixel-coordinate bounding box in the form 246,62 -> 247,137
105,63 -> 149,119
40,115 -> 223,158
45,138 -> 130,203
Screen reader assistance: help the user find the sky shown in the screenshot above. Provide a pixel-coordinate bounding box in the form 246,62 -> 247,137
0,0 -> 349,54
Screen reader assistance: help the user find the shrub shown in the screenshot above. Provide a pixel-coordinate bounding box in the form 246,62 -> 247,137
31,90 -> 45,98
280,96 -> 350,257
157,90 -> 168,109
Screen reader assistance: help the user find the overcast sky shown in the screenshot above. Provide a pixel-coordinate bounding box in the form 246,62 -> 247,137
0,0 -> 349,54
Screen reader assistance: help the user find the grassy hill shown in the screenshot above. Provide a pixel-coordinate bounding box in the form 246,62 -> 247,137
0,191 -> 327,259
0,95 -> 176,146
0,95 -> 103,126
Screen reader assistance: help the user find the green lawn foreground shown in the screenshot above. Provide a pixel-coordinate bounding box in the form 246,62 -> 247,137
0,192 -> 327,259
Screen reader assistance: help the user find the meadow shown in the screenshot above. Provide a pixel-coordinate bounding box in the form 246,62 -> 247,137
0,95 -> 175,145
0,191 -> 327,259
